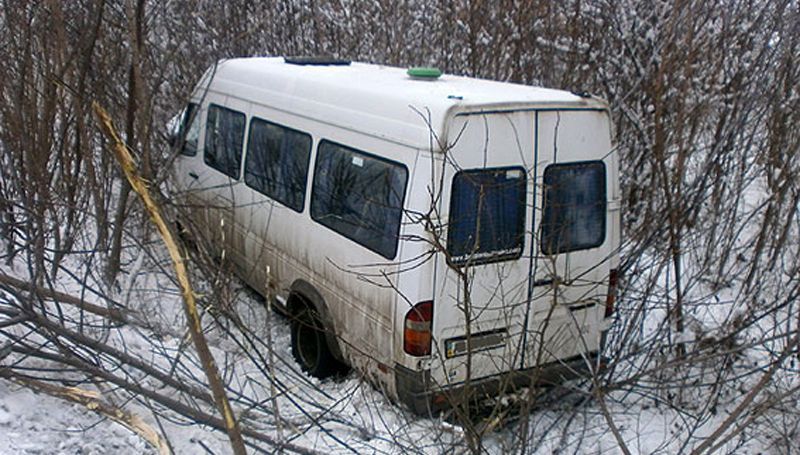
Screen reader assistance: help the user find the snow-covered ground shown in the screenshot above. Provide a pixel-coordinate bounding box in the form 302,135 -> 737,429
1,232 -> 797,454
0,380 -> 157,455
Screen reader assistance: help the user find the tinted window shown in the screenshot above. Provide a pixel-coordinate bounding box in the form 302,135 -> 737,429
244,118 -> 311,212
311,141 -> 408,259
541,161 -> 606,254
177,103 -> 200,156
204,104 -> 245,179
447,167 -> 527,265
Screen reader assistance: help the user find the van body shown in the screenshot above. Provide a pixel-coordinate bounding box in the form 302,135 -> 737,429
172,57 -> 620,414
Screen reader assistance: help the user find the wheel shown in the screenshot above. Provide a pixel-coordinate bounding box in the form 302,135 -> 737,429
290,306 -> 338,378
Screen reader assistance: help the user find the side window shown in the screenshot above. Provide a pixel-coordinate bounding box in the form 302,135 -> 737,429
311,141 -> 408,259
204,104 -> 245,179
447,167 -> 527,265
244,118 -> 312,212
176,103 -> 200,156
540,161 -> 606,254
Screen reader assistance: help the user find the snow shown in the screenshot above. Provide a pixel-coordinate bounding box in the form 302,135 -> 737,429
0,240 -> 794,454
0,175 -> 797,454
0,381 -> 155,454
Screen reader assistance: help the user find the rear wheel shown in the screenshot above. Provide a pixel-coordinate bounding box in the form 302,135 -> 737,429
290,306 -> 338,378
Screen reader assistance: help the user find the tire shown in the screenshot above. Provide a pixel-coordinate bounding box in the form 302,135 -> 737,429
290,306 -> 338,378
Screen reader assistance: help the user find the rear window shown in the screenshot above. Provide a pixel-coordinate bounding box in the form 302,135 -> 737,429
244,117 -> 312,212
204,104 -> 245,179
540,161 -> 606,254
447,167 -> 527,265
310,141 -> 408,259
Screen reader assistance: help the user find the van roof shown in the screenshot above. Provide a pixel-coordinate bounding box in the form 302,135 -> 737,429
197,57 -> 608,149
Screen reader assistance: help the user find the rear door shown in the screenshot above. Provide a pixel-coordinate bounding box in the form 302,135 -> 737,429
524,109 -> 614,369
430,111 -> 534,388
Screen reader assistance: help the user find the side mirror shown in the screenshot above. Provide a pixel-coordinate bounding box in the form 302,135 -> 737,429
166,110 -> 184,149
167,130 -> 178,148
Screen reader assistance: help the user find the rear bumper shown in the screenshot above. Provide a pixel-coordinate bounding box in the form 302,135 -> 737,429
395,351 -> 605,416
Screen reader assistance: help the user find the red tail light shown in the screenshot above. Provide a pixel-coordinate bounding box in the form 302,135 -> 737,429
404,301 -> 433,356
605,269 -> 619,318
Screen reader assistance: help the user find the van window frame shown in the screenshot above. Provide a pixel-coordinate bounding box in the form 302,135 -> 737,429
243,116 -> 312,213
203,103 -> 246,180
446,166 -> 528,266
540,160 -> 606,255
310,140 -> 409,260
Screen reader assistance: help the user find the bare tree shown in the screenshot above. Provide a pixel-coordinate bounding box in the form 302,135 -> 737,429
1,0 -> 799,453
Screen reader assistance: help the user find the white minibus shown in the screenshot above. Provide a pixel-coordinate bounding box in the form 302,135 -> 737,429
172,57 -> 620,414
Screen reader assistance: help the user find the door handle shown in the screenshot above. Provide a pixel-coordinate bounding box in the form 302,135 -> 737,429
532,278 -> 554,288
188,172 -> 199,179
532,275 -> 563,288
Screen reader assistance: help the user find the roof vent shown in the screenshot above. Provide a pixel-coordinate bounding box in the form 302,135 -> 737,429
284,56 -> 351,66
571,90 -> 593,98
407,67 -> 442,80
